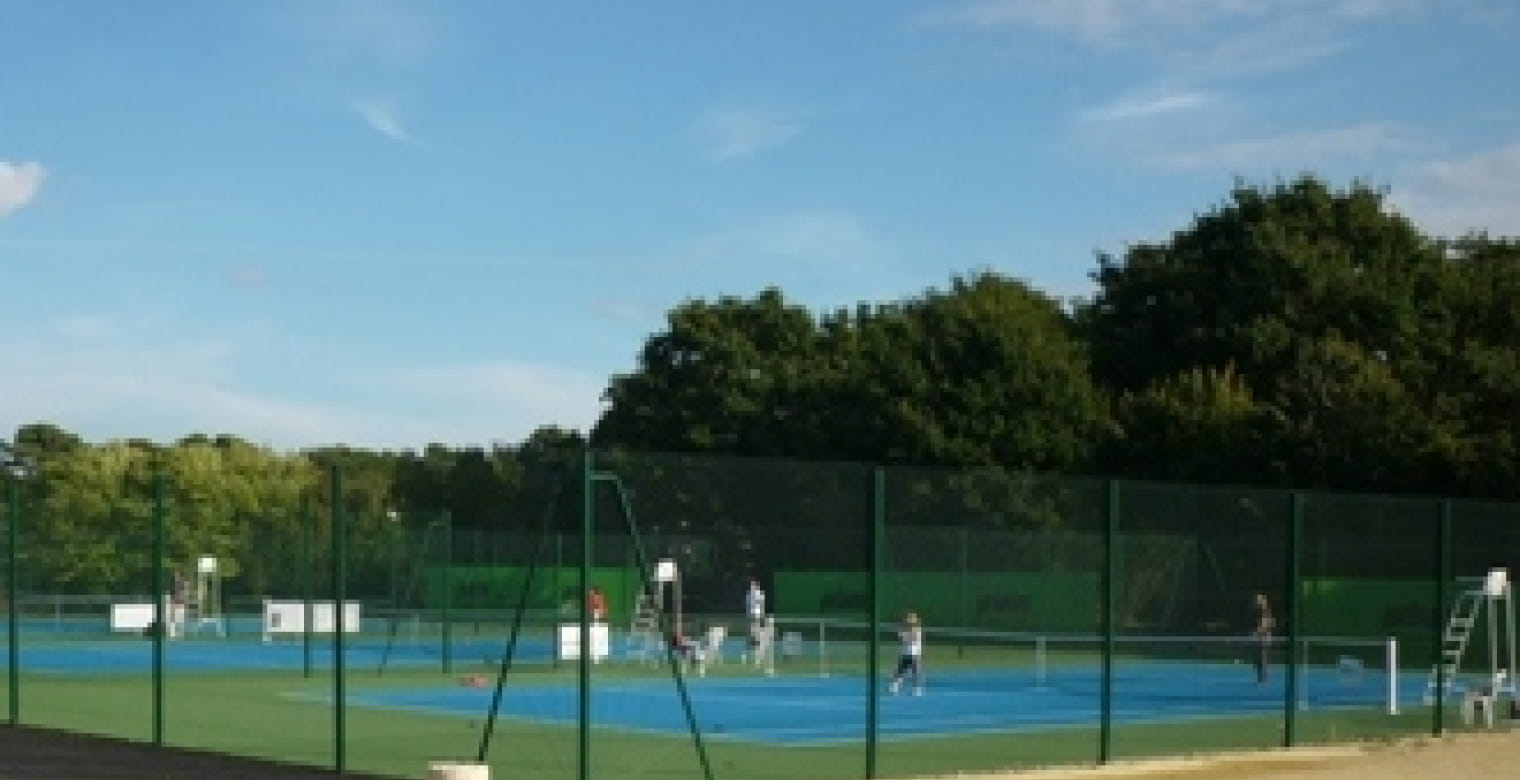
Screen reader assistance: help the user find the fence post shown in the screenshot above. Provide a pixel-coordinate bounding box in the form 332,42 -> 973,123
867,466 -> 884,779
1100,479 -> 1118,764
1284,493 -> 1303,748
6,475 -> 17,724
153,473 -> 166,746
1434,500 -> 1452,735
442,510 -> 454,675
580,449 -> 593,780
330,463 -> 346,774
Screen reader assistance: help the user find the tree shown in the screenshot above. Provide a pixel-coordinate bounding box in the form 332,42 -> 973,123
595,274 -> 1108,473
1108,365 -> 1276,484
1429,236 -> 1520,496
828,273 -> 1107,471
594,288 -> 823,455
1083,177 -> 1460,493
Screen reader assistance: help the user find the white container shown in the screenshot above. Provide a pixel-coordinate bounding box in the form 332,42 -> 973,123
427,761 -> 490,780
1485,568 -> 1509,597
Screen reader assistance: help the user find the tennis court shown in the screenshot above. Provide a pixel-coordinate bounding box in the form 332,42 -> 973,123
342,659 -> 1430,746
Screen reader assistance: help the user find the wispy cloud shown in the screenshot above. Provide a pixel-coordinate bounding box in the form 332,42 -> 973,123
1080,89 -> 1214,123
1393,139 -> 1520,236
0,314 -> 604,449
388,361 -> 608,438
694,107 -> 806,162
324,0 -> 429,65
351,95 -> 415,142
919,0 -> 1431,77
923,0 -> 1424,42
1142,122 -> 1419,170
0,161 -> 46,218
679,212 -> 885,270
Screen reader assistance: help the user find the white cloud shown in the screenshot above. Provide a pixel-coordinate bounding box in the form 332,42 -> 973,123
1142,122 -> 1418,170
388,361 -> 607,436
1080,89 -> 1214,123
325,0 -> 429,64
0,315 -> 603,450
680,212 -> 885,270
1393,140 -> 1520,236
351,96 -> 414,142
695,107 -> 805,162
0,161 -> 46,218
919,0 -> 1432,78
923,0 -> 1423,42
590,297 -> 663,325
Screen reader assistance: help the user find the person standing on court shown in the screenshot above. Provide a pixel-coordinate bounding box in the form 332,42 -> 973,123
588,585 -> 608,624
888,610 -> 924,695
1250,593 -> 1275,684
745,577 -> 767,663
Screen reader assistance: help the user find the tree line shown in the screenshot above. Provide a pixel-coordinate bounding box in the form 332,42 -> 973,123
4,176 -> 1519,593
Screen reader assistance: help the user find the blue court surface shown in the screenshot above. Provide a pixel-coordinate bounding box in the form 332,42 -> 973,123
0,636 -> 553,673
343,664 -> 1430,745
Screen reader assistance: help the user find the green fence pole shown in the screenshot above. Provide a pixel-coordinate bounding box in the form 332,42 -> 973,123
153,473 -> 169,740
580,449 -> 593,780
959,525 -> 970,634
302,495 -> 313,678
1100,480 -> 1118,764
152,472 -> 166,746
330,464 -> 346,774
7,475 -> 19,724
442,510 -> 454,675
1284,493 -> 1303,748
1435,500 -> 1452,735
867,467 -> 884,779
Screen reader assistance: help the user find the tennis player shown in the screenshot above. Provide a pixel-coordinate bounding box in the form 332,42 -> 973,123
888,610 -> 924,695
588,586 -> 608,624
745,577 -> 767,661
1251,593 -> 1275,684
752,614 -> 776,676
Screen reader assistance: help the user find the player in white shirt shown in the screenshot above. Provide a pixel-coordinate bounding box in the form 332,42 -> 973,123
745,577 -> 767,662
888,610 -> 924,695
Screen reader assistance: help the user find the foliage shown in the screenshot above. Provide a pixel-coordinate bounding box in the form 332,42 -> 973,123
8,175 -> 1520,598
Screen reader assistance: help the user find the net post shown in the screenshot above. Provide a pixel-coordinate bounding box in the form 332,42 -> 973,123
1387,637 -> 1399,715
1035,636 -> 1047,687
819,618 -> 829,678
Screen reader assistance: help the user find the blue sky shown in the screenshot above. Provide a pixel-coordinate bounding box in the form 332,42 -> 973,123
2,0 -> 1518,451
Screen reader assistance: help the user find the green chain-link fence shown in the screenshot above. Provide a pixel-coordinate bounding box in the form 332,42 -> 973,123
3,450 -> 1518,779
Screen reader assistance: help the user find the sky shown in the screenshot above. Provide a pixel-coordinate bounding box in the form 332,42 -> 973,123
2,0 -> 1518,452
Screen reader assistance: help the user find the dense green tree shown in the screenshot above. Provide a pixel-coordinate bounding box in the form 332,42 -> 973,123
1107,365 -> 1275,483
833,273 -> 1107,470
596,274 -> 1107,473
1430,236 -> 1520,496
1085,177 -> 1444,395
594,288 -> 822,455
1083,177 -> 1464,493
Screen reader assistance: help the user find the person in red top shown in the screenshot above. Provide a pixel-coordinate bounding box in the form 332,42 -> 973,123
588,586 -> 608,624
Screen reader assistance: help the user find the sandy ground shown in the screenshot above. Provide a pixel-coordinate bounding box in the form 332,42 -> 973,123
2,722 -> 1516,779
940,729 -> 1520,780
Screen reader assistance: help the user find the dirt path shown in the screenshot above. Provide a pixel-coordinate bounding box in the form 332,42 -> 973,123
944,729 -> 1520,780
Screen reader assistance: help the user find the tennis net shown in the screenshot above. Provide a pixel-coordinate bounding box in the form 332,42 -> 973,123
771,616 -> 1405,713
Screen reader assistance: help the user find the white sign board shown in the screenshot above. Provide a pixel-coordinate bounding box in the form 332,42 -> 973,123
262,600 -> 362,637
110,602 -> 159,632
557,623 -> 610,661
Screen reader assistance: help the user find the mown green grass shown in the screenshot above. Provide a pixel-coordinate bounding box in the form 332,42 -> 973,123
1,658 -> 1446,780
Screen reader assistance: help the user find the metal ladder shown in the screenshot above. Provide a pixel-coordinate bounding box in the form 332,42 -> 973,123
1426,585 -> 1485,702
629,589 -> 662,662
